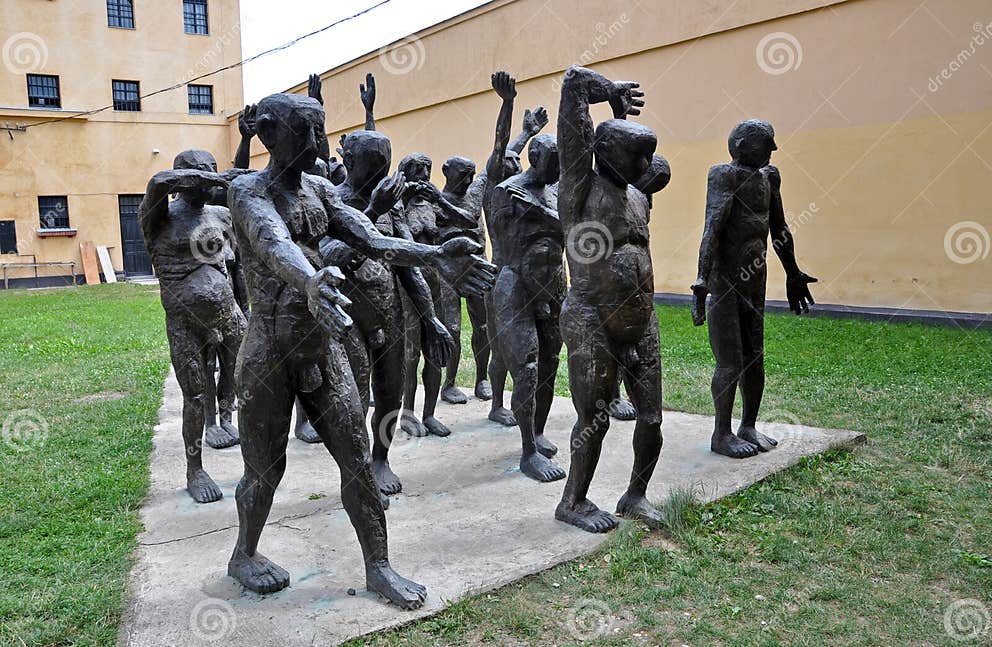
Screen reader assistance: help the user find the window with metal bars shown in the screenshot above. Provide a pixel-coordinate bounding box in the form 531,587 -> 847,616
183,0 -> 209,34
107,0 -> 134,28
188,84 -> 213,114
27,74 -> 61,109
112,80 -> 141,111
38,196 -> 70,230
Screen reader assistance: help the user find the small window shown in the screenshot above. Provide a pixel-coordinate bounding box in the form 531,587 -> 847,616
0,221 -> 16,254
118,194 -> 143,216
107,0 -> 134,28
38,196 -> 70,230
183,0 -> 209,35
27,74 -> 61,109
187,84 -> 213,114
112,80 -> 141,111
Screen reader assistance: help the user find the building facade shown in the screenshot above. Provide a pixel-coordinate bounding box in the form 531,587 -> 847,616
1,0 -> 242,286
239,0 -> 991,315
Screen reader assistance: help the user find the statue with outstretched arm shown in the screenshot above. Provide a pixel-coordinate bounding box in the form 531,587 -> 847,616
692,119 -> 817,459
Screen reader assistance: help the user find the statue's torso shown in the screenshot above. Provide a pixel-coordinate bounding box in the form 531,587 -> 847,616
714,165 -> 772,289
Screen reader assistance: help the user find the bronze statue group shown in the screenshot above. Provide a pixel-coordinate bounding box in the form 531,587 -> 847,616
138,65 -> 816,609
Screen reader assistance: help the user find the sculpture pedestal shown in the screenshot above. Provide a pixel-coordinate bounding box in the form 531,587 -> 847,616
119,370 -> 864,646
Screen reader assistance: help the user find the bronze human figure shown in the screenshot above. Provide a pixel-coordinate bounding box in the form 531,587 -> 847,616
139,150 -> 248,503
555,66 -> 667,533
225,93 -> 492,602
691,119 -> 816,458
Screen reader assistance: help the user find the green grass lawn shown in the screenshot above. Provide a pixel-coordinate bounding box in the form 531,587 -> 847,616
1,284 -> 989,646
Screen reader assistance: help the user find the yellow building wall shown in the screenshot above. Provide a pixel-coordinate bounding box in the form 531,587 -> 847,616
0,0 -> 243,281
240,0 -> 992,314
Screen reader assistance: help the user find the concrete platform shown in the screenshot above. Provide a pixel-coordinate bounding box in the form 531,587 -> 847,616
118,370 -> 864,647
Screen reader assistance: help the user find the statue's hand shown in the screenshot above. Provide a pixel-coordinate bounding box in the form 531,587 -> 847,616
360,73 -> 376,112
308,74 -> 324,106
238,104 -> 257,138
370,172 -> 406,216
155,169 -> 229,192
609,81 -> 644,119
305,266 -> 353,338
491,70 -> 516,100
690,279 -> 708,326
786,272 -> 817,315
414,181 -> 441,203
421,317 -> 453,368
437,237 -> 497,297
523,106 -> 549,134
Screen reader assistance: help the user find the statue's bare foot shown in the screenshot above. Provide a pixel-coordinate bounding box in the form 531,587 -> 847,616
441,385 -> 468,404
555,498 -> 619,533
608,398 -> 636,421
534,433 -> 558,458
294,419 -> 322,444
520,452 -> 565,482
187,469 -> 223,503
616,492 -> 664,529
711,431 -> 759,459
366,561 -> 427,610
373,458 -> 403,495
738,425 -> 778,452
204,424 -> 239,449
400,411 -> 428,437
423,416 -> 451,437
474,380 -> 493,401
488,406 -> 517,427
228,549 -> 290,594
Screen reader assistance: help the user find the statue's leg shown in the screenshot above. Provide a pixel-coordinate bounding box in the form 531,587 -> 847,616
737,296 -> 776,451
420,269 -> 450,437
370,287 -> 408,496
166,314 -> 222,503
616,308 -> 664,527
496,270 -> 564,483
532,314 -> 561,458
439,276 -> 468,404
556,298 -> 619,532
485,283 -> 516,426
228,324 -> 293,594
708,288 -> 759,458
300,339 -> 426,610
399,288 -> 427,437
204,348 -> 219,431
466,294 -> 492,400
207,311 -> 245,449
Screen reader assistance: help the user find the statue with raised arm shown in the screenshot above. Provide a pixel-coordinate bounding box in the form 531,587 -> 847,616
692,119 -> 816,459
555,66 -> 669,533
438,70 -> 549,413
139,150 -> 248,503
225,93 -> 493,602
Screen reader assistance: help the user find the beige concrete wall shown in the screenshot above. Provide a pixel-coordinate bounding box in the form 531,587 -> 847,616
0,0 -> 243,280
242,0 -> 992,314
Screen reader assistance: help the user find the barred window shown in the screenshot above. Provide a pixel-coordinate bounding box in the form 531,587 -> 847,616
107,0 -> 134,28
112,80 -> 141,111
188,84 -> 213,114
27,74 -> 61,109
183,0 -> 209,35
38,196 -> 70,230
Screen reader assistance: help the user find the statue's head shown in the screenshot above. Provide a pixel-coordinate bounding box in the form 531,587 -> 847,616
442,156 -> 476,194
340,130 -> 392,194
173,149 -> 220,203
728,119 -> 776,169
502,149 -> 522,178
255,93 -> 325,175
398,152 -> 432,183
594,119 -> 656,187
527,134 -> 559,185
635,153 -> 671,196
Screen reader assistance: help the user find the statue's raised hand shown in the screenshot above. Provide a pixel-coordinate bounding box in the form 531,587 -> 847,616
238,104 -> 257,138
437,237 -> 497,298
609,81 -> 644,119
305,266 -> 353,338
491,70 -> 516,100
154,168 -> 229,193
308,74 -> 324,106
786,272 -> 817,315
370,172 -> 406,216
360,73 -> 376,113
421,317 -> 454,368
523,106 -> 549,135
